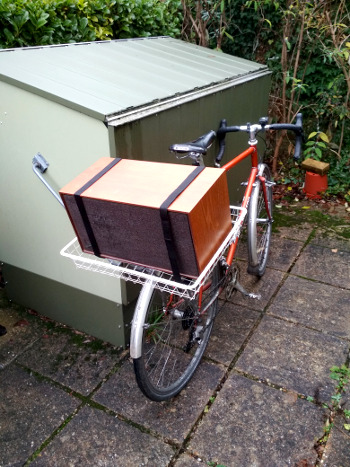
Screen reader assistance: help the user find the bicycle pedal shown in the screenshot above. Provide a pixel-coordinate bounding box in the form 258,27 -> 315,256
234,280 -> 261,300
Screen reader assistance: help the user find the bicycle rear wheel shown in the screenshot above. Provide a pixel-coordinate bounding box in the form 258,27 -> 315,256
133,265 -> 220,401
247,164 -> 273,277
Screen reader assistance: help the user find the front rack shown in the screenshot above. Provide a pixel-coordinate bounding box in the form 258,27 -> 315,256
60,206 -> 246,299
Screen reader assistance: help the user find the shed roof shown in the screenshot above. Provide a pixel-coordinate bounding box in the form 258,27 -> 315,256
0,37 -> 269,125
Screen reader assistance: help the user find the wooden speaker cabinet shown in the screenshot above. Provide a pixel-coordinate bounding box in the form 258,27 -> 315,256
60,158 -> 232,278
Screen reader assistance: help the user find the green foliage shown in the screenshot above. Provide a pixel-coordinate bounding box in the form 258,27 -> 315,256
0,0 -> 96,47
303,132 -> 329,161
325,153 -> 350,202
221,0 -> 281,61
302,130 -> 350,202
217,0 -> 350,198
109,0 -> 182,39
318,364 -> 350,442
330,365 -> 350,399
181,0 -> 234,50
0,0 -> 182,48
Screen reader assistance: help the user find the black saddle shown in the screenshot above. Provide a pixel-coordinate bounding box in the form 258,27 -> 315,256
169,130 -> 216,155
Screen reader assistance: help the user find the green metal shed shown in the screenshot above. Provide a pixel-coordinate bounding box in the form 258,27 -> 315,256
0,37 -> 270,346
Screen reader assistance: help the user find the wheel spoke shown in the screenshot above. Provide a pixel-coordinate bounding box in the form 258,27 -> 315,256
134,265 -> 220,401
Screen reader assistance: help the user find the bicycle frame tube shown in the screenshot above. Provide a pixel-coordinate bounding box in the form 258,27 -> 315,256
259,175 -> 272,220
221,145 -> 257,172
222,145 -> 259,267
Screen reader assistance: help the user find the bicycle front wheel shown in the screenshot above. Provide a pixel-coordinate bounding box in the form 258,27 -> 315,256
133,265 -> 220,401
247,164 -> 273,277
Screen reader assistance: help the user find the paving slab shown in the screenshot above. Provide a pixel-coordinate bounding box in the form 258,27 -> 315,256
230,267 -> 285,312
205,301 -> 260,366
0,365 -> 79,467
189,372 -> 326,467
311,228 -> 350,252
267,236 -> 304,271
291,243 -> 350,289
31,405 -> 175,466
322,425 -> 350,467
93,359 -> 225,444
273,222 -> 314,242
17,330 -> 121,395
174,453 -> 205,465
236,236 -> 304,271
236,315 -> 348,402
268,275 -> 350,339
0,292 -> 44,369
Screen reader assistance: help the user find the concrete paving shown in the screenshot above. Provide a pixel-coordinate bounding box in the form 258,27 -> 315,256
1,206 -> 349,466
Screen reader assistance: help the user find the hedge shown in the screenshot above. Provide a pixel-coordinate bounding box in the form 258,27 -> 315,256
0,0 -> 182,49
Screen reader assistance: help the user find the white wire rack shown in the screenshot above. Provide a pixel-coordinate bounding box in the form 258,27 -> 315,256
60,206 -> 246,299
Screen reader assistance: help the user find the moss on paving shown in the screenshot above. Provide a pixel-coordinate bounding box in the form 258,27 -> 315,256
273,207 -> 350,239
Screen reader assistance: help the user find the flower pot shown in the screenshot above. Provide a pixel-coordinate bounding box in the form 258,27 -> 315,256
303,171 -> 328,199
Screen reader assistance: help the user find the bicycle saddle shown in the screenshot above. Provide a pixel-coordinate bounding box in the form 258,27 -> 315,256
169,130 -> 216,154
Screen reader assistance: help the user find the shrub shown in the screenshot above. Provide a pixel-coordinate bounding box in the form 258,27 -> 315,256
0,0 -> 182,49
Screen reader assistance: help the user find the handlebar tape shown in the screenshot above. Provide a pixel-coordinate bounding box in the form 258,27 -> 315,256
216,119 -> 227,165
268,113 -> 304,160
216,119 -> 240,165
293,113 -> 304,160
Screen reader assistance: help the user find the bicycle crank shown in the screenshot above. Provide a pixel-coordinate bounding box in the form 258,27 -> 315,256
225,263 -> 261,300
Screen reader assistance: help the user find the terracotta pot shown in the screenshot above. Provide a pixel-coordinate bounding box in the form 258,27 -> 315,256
303,171 -> 328,199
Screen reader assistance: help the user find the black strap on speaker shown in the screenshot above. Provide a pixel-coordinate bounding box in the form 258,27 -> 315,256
74,158 -> 121,257
160,165 -> 204,283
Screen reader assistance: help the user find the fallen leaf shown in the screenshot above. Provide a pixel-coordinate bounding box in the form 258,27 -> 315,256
27,309 -> 39,316
14,319 -> 29,327
344,424 -> 350,431
284,391 -> 298,404
302,206 -> 311,209
331,249 -> 338,253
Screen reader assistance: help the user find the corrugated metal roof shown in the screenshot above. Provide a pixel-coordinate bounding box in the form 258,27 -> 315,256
0,37 -> 269,124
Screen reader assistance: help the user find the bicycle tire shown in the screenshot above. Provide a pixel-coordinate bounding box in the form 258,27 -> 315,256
133,265 -> 220,401
247,164 -> 273,277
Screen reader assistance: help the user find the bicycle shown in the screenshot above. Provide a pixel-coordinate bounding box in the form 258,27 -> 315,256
57,114 -> 304,402
129,114 -> 304,401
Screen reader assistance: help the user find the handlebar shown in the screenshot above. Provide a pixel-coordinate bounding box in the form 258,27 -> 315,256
216,113 -> 304,166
